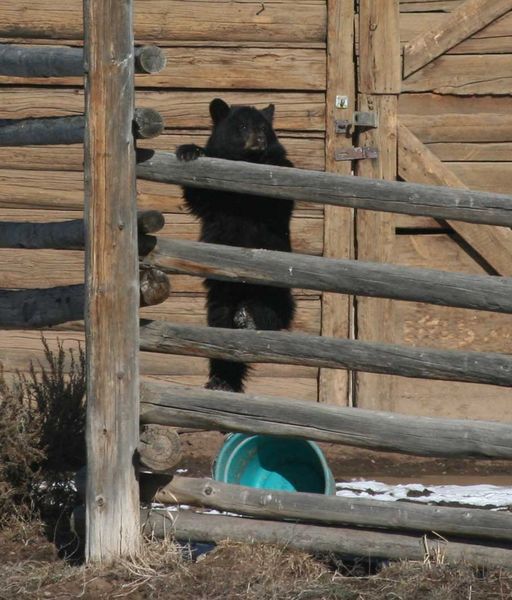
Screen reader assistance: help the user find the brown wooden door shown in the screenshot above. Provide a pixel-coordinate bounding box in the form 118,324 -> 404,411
353,0 -> 512,420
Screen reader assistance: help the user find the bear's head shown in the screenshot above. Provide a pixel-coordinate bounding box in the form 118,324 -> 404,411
206,98 -> 278,161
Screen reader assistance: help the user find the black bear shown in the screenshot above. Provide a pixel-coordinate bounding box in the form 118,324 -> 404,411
176,98 -> 295,393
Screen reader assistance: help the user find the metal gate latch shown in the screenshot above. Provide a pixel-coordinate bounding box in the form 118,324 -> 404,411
335,146 -> 378,161
335,111 -> 378,135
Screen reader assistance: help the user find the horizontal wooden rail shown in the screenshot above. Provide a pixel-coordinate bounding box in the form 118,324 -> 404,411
0,268 -> 169,329
139,321 -> 512,387
136,151 -> 512,226
0,108 -> 163,146
142,237 -> 512,314
0,209 -> 164,249
0,43 -> 166,77
148,475 -> 512,542
141,510 -> 512,569
139,381 -> 512,458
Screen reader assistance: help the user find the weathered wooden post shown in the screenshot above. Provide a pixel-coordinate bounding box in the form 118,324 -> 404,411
83,0 -> 140,562
356,0 -> 401,410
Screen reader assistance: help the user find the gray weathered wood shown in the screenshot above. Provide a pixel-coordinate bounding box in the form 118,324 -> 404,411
0,43 -> 166,77
136,151 -> 512,226
142,510 -> 512,569
0,108 -> 163,146
138,424 -> 182,473
0,284 -> 84,328
139,381 -> 512,459
0,267 -> 170,329
0,115 -> 84,145
0,210 -> 165,249
139,321 -> 512,387
142,237 -> 512,314
150,475 -> 512,542
84,0 -> 140,562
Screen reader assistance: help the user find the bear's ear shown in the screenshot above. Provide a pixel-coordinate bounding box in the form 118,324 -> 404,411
261,103 -> 275,123
210,98 -> 230,124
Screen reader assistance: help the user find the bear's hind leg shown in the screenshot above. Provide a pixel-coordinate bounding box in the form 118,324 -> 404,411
206,282 -> 250,393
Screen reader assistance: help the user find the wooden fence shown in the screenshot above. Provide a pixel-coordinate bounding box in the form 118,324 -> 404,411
1,0 -> 512,569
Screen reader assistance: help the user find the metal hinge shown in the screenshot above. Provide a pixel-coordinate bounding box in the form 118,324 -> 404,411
335,146 -> 378,161
335,111 -> 378,135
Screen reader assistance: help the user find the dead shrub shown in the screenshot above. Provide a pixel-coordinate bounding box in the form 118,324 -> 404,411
0,337 -> 86,527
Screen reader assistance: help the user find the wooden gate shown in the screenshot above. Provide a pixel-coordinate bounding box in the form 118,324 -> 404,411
350,0 -> 512,420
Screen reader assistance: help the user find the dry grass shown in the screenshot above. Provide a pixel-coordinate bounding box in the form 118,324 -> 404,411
1,521 -> 512,600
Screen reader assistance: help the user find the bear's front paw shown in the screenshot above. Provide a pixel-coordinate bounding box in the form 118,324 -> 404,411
176,144 -> 205,162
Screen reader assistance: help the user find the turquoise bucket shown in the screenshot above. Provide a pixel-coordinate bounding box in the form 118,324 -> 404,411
213,433 -> 336,495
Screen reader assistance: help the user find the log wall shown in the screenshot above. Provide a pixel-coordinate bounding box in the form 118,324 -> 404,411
0,0 -> 327,402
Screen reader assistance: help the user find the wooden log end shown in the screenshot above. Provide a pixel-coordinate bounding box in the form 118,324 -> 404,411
135,46 -> 167,75
139,266 -> 171,307
134,108 -> 164,139
137,210 -> 165,234
138,423 -> 183,473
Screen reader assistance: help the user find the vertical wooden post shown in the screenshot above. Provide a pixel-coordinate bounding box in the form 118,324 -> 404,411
319,0 -> 356,406
83,0 -> 140,562
355,1 -> 401,410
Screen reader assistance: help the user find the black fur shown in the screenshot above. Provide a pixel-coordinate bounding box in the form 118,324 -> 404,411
176,98 -> 295,392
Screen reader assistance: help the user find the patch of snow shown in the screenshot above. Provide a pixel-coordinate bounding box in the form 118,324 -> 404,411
336,480 -> 512,510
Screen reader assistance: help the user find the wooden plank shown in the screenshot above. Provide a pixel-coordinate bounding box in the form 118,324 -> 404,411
138,320 -> 512,387
402,54 -> 512,94
0,268 -> 169,328
319,0 -> 355,405
426,142 -> 512,161
142,237 -> 512,313
403,0 -> 512,78
401,112 -> 512,143
355,93 -> 399,408
0,209 -> 164,248
359,0 -> 401,93
0,89 -> 326,132
144,510 -> 512,569
136,151 -> 512,226
0,132 -> 325,172
400,1 -> 463,11
0,109 -> 163,146
0,48 -> 327,91
398,124 -> 512,276
140,296 -> 322,336
385,375 -> 512,421
0,336 -> 318,402
400,12 -> 512,54
155,475 -> 512,542
399,92 -> 512,117
140,380 -> 512,458
448,162 -> 512,194
0,44 -> 165,77
83,0 -> 140,562
398,301 -> 512,353
0,169 -> 322,215
0,1 -> 326,43
0,330 -> 316,378
394,233 -> 487,272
